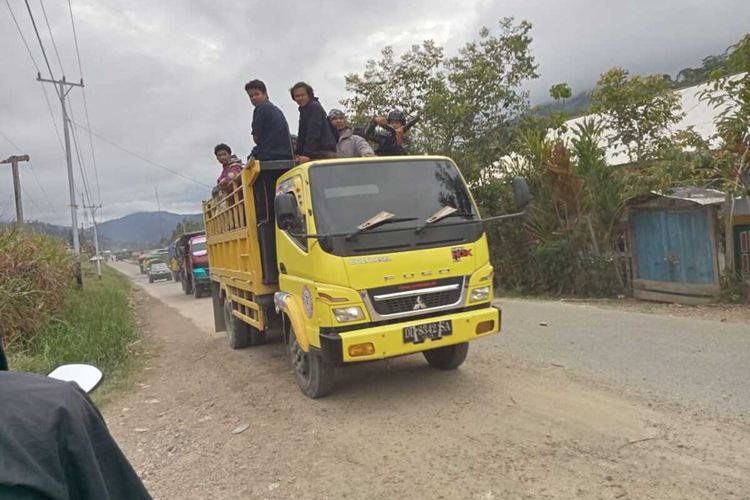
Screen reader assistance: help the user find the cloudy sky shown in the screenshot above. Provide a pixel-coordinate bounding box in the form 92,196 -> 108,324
1,0 -> 748,225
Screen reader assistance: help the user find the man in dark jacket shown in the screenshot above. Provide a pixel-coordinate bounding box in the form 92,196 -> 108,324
290,82 -> 338,163
245,79 -> 293,161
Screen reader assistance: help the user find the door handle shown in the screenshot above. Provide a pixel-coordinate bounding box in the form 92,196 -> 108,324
279,262 -> 287,274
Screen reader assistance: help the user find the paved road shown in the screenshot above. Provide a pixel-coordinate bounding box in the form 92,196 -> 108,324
493,299 -> 750,418
108,261 -> 750,498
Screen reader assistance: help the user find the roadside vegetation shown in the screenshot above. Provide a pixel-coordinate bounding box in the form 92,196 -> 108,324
2,229 -> 143,398
344,24 -> 749,299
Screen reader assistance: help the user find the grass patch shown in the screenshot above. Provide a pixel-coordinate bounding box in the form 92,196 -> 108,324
7,263 -> 144,403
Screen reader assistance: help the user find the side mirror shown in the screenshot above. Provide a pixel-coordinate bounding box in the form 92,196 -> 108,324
47,364 -> 103,393
512,177 -> 532,210
275,193 -> 299,231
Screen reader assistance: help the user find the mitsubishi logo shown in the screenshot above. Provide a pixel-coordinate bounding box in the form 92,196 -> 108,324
413,296 -> 427,310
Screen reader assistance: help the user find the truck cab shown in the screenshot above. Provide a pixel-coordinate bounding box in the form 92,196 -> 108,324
204,157 -> 526,398
175,231 -> 209,299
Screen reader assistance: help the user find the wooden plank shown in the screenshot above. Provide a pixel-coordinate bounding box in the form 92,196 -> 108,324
633,279 -> 720,296
633,289 -> 716,305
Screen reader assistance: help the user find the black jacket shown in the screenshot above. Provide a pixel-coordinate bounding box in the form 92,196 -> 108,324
251,100 -> 294,160
0,371 -> 152,500
295,98 -> 338,159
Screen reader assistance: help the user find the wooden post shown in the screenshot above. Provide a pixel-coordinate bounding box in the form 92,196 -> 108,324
1,154 -> 30,227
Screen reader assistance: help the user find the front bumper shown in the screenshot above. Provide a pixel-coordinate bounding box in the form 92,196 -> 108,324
318,305 -> 501,364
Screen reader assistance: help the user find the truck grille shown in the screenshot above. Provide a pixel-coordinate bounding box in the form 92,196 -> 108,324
366,277 -> 465,317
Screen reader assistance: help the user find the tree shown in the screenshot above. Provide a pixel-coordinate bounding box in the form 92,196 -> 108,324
590,67 -> 683,164
549,82 -> 572,102
342,18 -> 538,182
160,218 -> 204,247
342,41 -> 444,124
701,34 -> 750,274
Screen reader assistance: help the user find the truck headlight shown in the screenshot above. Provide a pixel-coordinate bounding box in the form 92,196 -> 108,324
469,286 -> 491,303
333,306 -> 365,323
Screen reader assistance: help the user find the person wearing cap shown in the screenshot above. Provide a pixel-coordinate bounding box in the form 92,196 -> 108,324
290,81 -> 338,163
364,109 -> 418,156
328,109 -> 375,158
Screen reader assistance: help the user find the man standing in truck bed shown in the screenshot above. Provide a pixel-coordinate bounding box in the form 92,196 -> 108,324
290,81 -> 338,163
244,79 -> 294,161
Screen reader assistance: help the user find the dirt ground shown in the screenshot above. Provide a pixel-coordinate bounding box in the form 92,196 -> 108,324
104,271 -> 750,499
558,297 -> 750,324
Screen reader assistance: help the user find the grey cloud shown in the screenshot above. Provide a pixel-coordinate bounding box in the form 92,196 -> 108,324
1,0 -> 747,226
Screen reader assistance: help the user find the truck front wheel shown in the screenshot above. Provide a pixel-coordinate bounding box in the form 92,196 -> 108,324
223,300 -> 250,349
423,342 -> 469,370
288,326 -> 334,398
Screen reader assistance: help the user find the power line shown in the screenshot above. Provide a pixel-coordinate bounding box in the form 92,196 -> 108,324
4,0 -> 64,153
67,104 -> 94,208
70,120 -> 213,188
38,0 -> 64,75
0,129 -> 57,213
67,0 -> 101,205
23,0 -> 57,93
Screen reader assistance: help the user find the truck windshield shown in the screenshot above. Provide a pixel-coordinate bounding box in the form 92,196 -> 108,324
192,241 -> 206,253
309,159 -> 482,256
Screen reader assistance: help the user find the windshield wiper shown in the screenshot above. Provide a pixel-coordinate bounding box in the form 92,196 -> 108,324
345,211 -> 418,240
414,206 -> 476,233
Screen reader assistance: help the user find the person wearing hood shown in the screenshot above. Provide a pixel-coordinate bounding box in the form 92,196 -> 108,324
213,143 -> 244,195
328,109 -> 374,158
290,82 -> 338,163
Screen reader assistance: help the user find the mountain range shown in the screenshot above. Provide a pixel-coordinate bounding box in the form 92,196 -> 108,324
3,211 -> 203,250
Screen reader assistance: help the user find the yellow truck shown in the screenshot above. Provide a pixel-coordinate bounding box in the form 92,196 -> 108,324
203,156 -> 529,398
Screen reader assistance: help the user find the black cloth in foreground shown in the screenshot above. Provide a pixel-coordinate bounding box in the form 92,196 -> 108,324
0,371 -> 152,500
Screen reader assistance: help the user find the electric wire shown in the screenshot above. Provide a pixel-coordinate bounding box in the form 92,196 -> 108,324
5,0 -> 65,154
67,0 -> 101,206
0,129 -> 57,213
38,0 -> 65,75
70,120 -> 213,188
23,0 -> 58,93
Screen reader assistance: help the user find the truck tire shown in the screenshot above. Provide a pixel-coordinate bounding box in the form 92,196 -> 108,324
249,326 -> 266,345
423,342 -> 469,370
192,277 -> 201,299
182,274 -> 192,295
223,300 -> 250,349
148,276 -> 154,284
288,325 -> 334,398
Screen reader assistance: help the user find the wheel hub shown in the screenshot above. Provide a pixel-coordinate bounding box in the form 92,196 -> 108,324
290,338 -> 310,379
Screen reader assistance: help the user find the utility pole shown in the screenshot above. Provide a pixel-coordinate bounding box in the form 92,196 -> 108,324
84,202 -> 103,279
155,185 -> 164,244
37,74 -> 84,287
1,154 -> 29,227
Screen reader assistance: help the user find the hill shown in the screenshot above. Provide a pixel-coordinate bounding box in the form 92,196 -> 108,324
97,211 -> 203,248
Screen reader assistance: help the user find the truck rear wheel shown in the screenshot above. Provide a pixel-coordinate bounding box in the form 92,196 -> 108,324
288,326 -> 334,398
223,300 -> 250,349
423,342 -> 469,370
192,277 -> 201,299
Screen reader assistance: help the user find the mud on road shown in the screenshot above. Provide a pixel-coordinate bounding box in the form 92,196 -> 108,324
107,263 -> 750,499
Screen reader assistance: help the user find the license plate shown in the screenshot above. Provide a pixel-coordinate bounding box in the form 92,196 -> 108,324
403,320 -> 452,344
